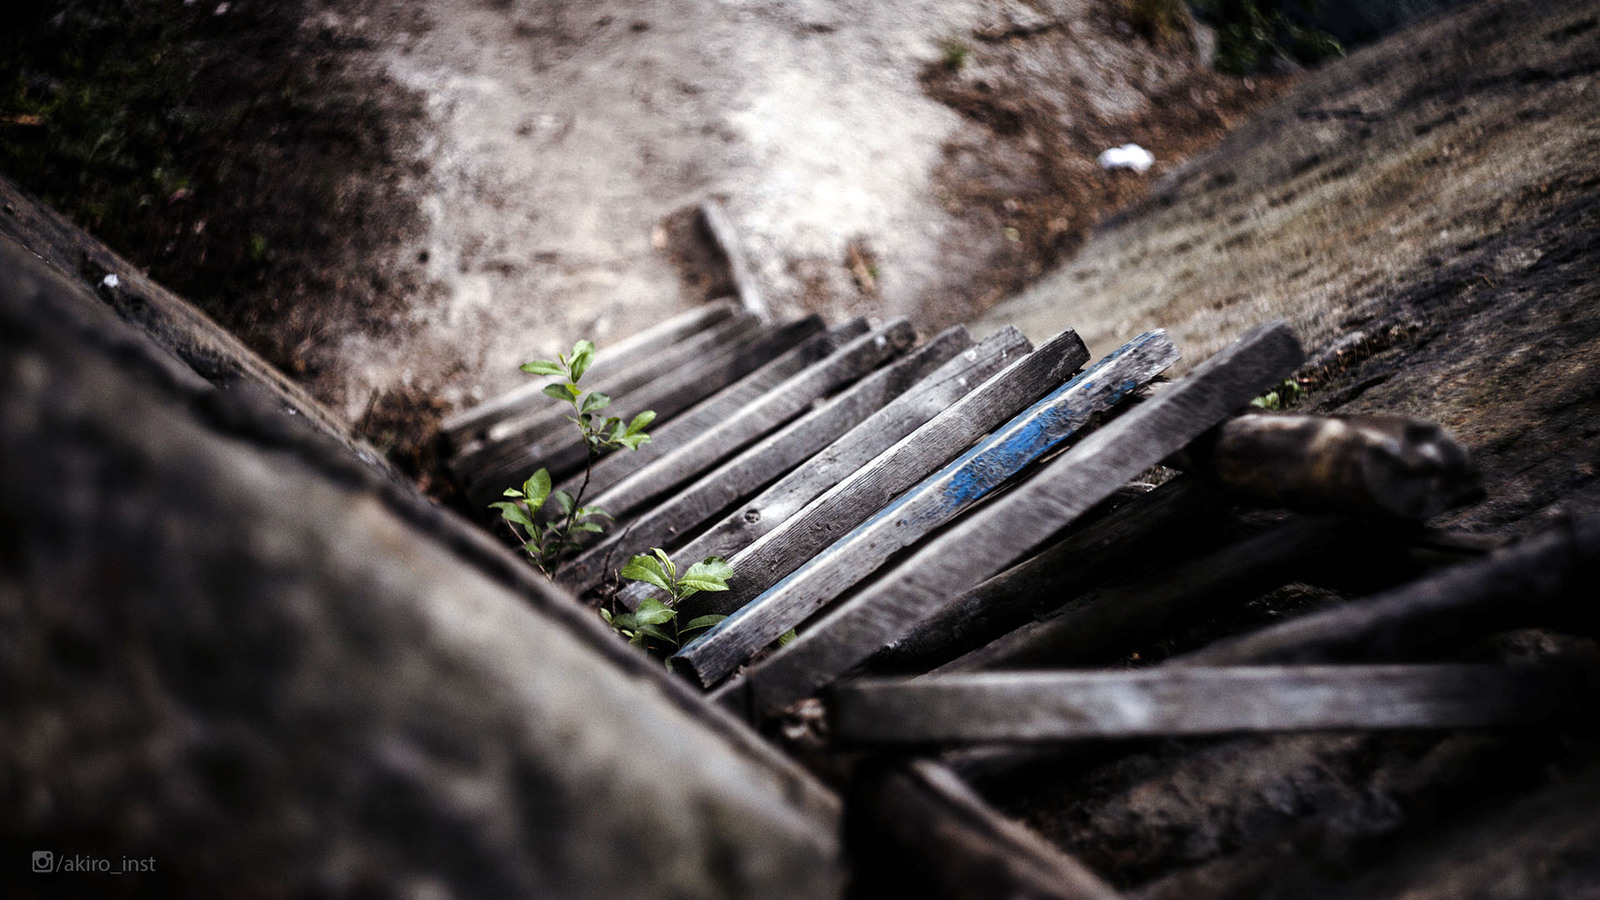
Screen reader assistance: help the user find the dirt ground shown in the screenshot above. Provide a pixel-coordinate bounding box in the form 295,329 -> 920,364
1,0 -> 1292,483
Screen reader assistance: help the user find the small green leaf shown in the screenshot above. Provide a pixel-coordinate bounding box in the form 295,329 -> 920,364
626,410 -> 656,436
778,628 -> 798,646
633,598 -> 678,627
570,340 -> 596,381
635,622 -> 676,647
543,383 -> 571,402
490,501 -> 536,529
581,392 -> 611,413
599,608 -> 613,623
550,490 -> 575,515
523,469 -> 552,513
610,612 -> 639,632
653,548 -> 677,581
576,506 -> 613,521
620,554 -> 673,592
520,360 -> 565,376
680,556 -> 733,595
502,487 -> 524,498
572,521 -> 604,534
681,614 -> 727,634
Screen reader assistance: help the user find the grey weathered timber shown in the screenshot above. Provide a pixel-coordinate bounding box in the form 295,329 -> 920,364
566,319 -> 914,532
830,665 -> 1588,743
660,327 -> 1092,624
715,321 -> 1304,721
441,299 -> 740,447
677,331 -> 1180,688
935,515 -> 1357,674
874,477 -> 1233,673
851,759 -> 1123,900
555,318 -> 872,506
1177,412 -> 1480,519
1175,513 -> 1600,667
454,310 -> 766,473
611,326 -> 1035,612
701,199 -> 767,320
465,316 -> 827,505
559,326 -> 973,591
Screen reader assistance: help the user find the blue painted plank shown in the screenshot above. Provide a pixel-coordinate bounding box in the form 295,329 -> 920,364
674,330 -> 1179,688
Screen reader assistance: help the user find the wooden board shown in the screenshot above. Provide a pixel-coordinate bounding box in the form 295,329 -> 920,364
830,665 -> 1588,743
873,477 -> 1233,673
571,319 -> 914,529
1175,513 -> 1600,666
701,200 -> 767,319
715,321 -> 1303,721
850,759 -> 1123,900
610,326 -> 1034,612
453,310 -> 765,473
935,515 -> 1358,674
440,299 -> 740,447
558,326 -> 973,591
676,331 -> 1179,688
463,316 -> 827,506
557,318 -> 870,504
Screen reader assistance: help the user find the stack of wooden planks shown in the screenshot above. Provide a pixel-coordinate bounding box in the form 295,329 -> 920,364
443,303 -> 1600,899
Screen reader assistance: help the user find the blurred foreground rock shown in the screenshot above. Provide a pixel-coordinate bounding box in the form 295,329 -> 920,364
0,233 -> 840,897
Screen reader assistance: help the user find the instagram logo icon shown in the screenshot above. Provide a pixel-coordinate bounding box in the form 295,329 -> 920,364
32,851 -> 53,873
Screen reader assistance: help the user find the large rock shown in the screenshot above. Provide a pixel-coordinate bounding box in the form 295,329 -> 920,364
0,236 -> 841,898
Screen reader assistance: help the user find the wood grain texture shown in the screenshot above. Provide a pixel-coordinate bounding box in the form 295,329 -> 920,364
463,316 -> 827,506
716,321 -> 1303,721
452,311 -> 765,475
676,331 -> 1178,688
440,299 -> 740,446
873,477 -> 1232,673
830,665 -> 1588,743
668,327 -> 1091,626
611,326 -> 1034,612
556,318 -> 867,505
573,320 -> 914,530
849,758 -> 1124,900
559,326 -> 973,592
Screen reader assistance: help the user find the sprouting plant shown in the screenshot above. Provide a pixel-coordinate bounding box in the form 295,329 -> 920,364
604,549 -> 733,657
491,340 -> 655,576
1250,377 -> 1308,410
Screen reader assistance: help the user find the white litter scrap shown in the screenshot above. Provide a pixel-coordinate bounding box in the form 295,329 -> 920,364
1098,143 -> 1155,173
101,274 -> 120,289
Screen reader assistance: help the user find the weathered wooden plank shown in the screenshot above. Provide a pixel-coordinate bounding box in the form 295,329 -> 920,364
872,477 -> 1233,674
830,665 -> 1588,744
676,331 -> 1180,688
610,326 -> 1035,612
715,321 -> 1304,721
558,326 -> 973,591
453,310 -> 766,474
556,318 -> 872,506
935,515 -> 1358,674
1174,513 -> 1600,667
1176,412 -> 1480,519
663,326 -> 1091,626
850,758 -> 1124,900
463,316 -> 827,506
566,319 -> 913,532
440,299 -> 740,446
701,199 -> 767,320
